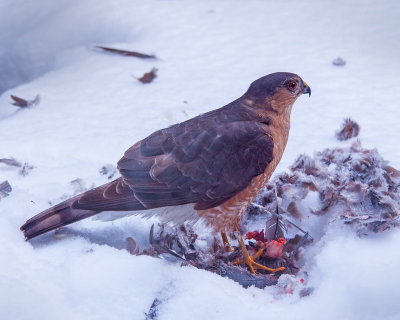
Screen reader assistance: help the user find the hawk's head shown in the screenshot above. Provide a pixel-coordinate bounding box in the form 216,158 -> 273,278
244,72 -> 311,114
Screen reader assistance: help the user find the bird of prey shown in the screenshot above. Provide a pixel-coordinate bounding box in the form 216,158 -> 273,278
21,72 -> 311,273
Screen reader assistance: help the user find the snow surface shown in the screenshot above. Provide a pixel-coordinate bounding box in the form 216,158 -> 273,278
1,0 -> 400,319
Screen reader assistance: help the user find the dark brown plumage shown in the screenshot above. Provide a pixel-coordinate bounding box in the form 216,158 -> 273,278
21,72 -> 311,241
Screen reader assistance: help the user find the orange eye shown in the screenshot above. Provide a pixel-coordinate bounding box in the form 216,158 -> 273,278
287,81 -> 298,91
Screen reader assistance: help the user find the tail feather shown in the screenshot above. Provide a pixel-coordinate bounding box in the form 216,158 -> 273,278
20,196 -> 98,240
20,178 -> 145,240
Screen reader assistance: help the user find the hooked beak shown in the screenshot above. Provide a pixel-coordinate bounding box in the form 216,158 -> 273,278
302,82 -> 311,97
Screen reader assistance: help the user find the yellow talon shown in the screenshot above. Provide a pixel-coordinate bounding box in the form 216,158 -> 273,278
233,234 -> 285,274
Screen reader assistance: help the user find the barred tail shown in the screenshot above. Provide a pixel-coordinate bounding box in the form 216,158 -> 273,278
20,196 -> 99,240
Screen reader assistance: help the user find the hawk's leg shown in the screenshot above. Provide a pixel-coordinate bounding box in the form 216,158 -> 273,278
220,232 -> 232,252
232,232 -> 285,274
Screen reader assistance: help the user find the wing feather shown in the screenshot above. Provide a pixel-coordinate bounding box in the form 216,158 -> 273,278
116,110 -> 274,210
73,106 -> 274,212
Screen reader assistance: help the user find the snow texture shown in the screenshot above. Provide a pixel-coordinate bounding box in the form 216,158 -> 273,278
1,0 -> 400,319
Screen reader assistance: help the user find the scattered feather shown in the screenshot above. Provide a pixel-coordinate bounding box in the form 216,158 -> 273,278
99,164 -> 117,180
335,118 -> 360,140
10,94 -> 40,108
0,158 -> 22,167
0,158 -> 34,176
149,224 -> 187,260
249,140 -> 400,238
264,215 -> 286,241
145,298 -> 162,320
95,46 -> 156,59
137,68 -> 158,84
20,162 -> 35,176
126,237 -> 138,255
0,181 -> 12,199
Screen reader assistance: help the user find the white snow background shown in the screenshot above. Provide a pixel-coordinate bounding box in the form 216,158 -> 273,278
1,0 -> 400,319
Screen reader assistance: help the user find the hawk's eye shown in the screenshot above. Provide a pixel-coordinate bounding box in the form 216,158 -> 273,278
287,80 -> 298,92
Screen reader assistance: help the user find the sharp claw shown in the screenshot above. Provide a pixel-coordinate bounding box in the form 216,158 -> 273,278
234,229 -> 285,274
233,249 -> 285,273
252,261 -> 285,272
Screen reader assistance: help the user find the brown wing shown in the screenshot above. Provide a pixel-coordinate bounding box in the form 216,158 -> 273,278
113,111 -> 273,210
74,104 -> 274,212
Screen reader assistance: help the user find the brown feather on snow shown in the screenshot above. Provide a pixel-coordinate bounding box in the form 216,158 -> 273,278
335,118 -> 360,141
0,158 -> 34,176
137,68 -> 158,84
95,46 -> 156,59
0,181 -> 12,199
10,94 -> 40,108
0,158 -> 22,167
